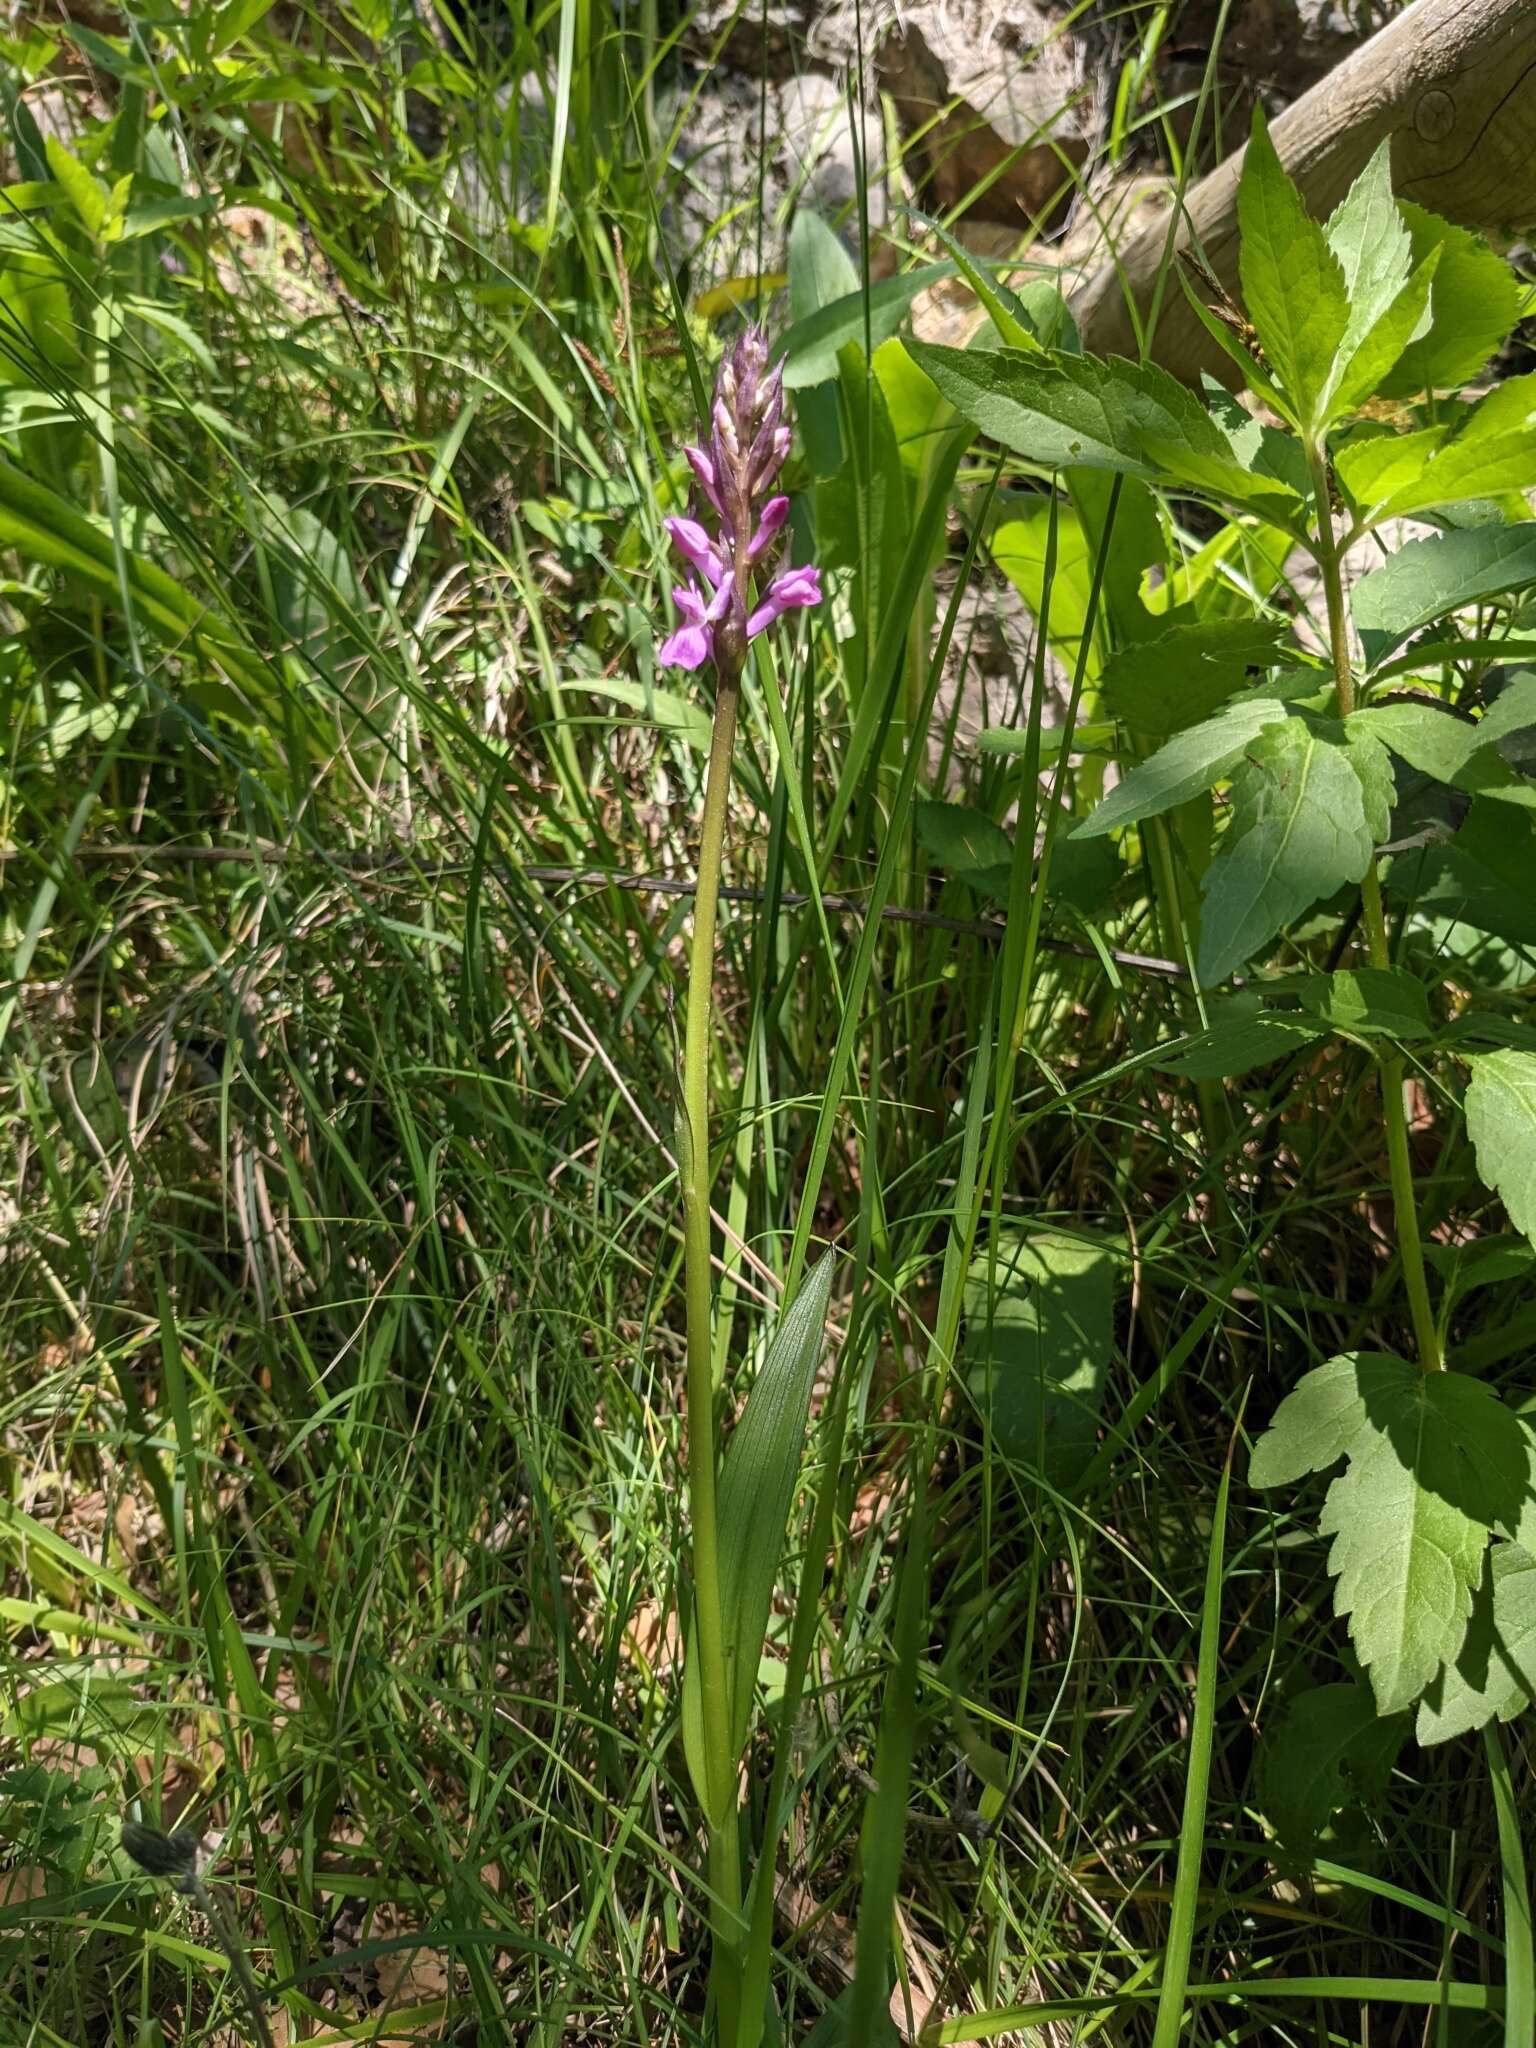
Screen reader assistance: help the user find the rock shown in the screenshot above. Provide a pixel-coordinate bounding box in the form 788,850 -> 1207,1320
680,0 -> 821,81
875,0 -> 1090,230
664,70 -> 887,287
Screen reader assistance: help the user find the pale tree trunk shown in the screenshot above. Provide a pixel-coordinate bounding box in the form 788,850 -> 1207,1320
1071,0 -> 1536,383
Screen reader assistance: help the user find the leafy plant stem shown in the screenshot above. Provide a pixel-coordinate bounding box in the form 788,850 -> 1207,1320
1307,440 -> 1442,1372
681,665 -> 745,2028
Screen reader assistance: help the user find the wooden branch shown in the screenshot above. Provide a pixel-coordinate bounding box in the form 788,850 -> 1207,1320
1071,0 -> 1536,383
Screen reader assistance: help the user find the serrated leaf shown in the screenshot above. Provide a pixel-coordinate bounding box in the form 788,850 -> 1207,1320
1361,678 -> 1536,818
1074,695 -> 1291,840
1378,205 -> 1522,399
905,341 -> 1233,478
682,1256 -> 835,1820
1343,719 -> 1395,840
43,135 -> 107,236
964,1229 -> 1117,1486
1417,1543 -> 1536,1744
1098,618 -> 1290,734
1197,717 -> 1379,985
1155,1000 -> 1322,1079
1379,432 -> 1536,523
1352,525 -> 1536,665
1236,107 -> 1350,429
1138,434 -> 1309,527
1329,250 -> 1439,420
1324,141 -> 1411,340
1465,1050 -> 1536,1249
1259,1682 -> 1409,1848
915,799 -> 1012,884
1385,800 -> 1536,948
1254,1354 -> 1526,1714
1296,966 -> 1433,1041
1249,1351 -> 1384,1487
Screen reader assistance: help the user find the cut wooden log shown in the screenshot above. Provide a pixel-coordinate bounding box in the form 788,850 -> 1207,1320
1071,0 -> 1536,383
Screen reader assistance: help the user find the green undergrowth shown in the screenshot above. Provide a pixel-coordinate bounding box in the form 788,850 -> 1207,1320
2,1 -> 1534,2043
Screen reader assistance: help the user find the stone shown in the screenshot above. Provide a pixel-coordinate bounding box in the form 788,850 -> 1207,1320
874,0 -> 1090,230
663,70 -> 887,288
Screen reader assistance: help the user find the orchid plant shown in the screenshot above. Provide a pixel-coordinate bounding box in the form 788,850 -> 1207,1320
661,329 -> 825,2040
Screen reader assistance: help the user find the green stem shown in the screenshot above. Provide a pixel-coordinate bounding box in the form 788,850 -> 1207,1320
681,666 -> 744,2026
1307,445 -> 1442,1373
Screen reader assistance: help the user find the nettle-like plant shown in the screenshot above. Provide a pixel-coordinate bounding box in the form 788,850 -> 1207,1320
911,113 -> 1536,1744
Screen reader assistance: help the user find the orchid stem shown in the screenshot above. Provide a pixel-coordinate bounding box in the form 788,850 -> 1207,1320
1308,441 -> 1442,1373
682,662 -> 744,2030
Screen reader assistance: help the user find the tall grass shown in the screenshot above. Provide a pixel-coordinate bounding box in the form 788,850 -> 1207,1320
2,2 -> 1531,2044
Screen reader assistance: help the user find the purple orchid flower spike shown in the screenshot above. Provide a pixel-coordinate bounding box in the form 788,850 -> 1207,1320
657,329 -> 821,677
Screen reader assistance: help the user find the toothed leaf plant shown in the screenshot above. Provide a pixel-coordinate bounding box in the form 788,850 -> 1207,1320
913,108 -> 1536,1744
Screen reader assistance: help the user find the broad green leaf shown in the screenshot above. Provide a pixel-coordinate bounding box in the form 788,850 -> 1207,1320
788,207 -> 857,316
0,457 -> 265,693
915,800 -> 1012,887
786,211 -> 855,471
1252,1355 -> 1527,1713
1465,1050 -> 1536,1249
1198,717 -> 1379,985
1347,377 -> 1536,521
1329,250 -> 1439,420
1155,999 -> 1322,1079
991,495 -> 1103,686
682,1255 -> 835,1818
0,254 -> 79,380
1385,801 -> 1536,948
1336,423 -> 1446,514
1343,719 -> 1395,840
964,1229 -> 1118,1486
1330,1377 -> 1524,1714
1295,966 -> 1433,1041
1236,107 -> 1350,429
1248,1351 -> 1385,1487
1137,434 -> 1309,528
1417,1543 -> 1536,1745
43,135 -> 106,236
1099,618 -> 1290,734
1352,525 -> 1536,664
1200,378 -> 1312,497
1259,1682 -> 1409,1848
906,341 -> 1232,478
1074,695 -> 1291,839
779,264 -> 954,389
1373,430 -> 1536,523
1321,143 -> 1435,418
1324,141 -> 1411,342
1379,205 -> 1522,399
206,0 -> 280,56
559,677 -> 710,748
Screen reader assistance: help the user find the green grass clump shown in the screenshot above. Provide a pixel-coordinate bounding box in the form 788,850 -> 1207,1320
3,2 -> 1534,2043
